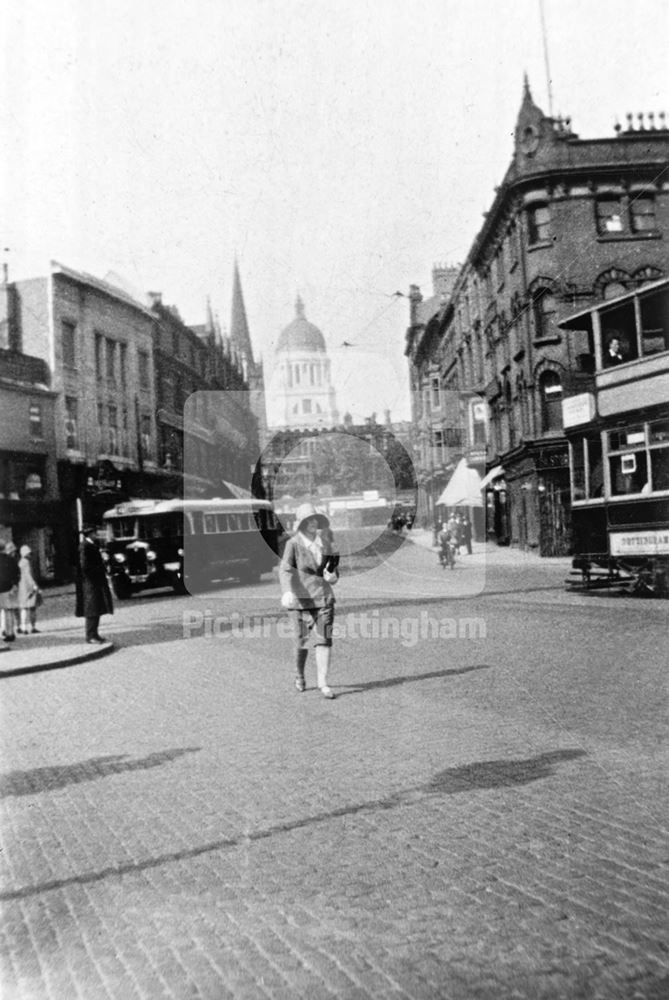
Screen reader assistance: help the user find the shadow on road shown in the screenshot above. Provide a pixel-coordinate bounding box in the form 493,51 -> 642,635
335,663 -> 491,695
0,747 -> 201,798
0,747 -> 585,903
424,749 -> 586,793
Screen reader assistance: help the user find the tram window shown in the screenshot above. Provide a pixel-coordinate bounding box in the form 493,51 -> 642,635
588,437 -> 604,498
608,427 -> 644,451
571,440 -> 586,499
609,450 -> 648,496
571,435 -> 604,501
650,449 -> 669,492
649,419 -> 669,444
203,514 -> 217,533
640,293 -> 669,357
216,514 -> 229,532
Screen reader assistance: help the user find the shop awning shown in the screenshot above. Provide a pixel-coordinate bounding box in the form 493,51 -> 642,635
479,465 -> 505,491
436,459 -> 483,507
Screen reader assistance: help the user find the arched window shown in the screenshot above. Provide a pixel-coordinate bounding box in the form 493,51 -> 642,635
539,371 -> 563,433
603,281 -> 627,300
528,204 -> 550,244
533,290 -> 557,341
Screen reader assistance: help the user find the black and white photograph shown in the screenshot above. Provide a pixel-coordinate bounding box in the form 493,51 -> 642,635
1,0 -> 668,996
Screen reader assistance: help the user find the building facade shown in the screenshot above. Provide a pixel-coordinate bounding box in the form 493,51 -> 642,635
13,262 -> 159,572
407,81 -> 669,554
0,329 -> 60,581
150,290 -> 259,498
7,261 -> 262,578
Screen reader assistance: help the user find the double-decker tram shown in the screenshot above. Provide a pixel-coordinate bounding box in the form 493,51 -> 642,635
559,277 -> 669,595
102,498 -> 283,598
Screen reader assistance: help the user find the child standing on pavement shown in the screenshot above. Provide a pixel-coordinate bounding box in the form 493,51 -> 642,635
17,545 -> 41,633
279,503 -> 339,699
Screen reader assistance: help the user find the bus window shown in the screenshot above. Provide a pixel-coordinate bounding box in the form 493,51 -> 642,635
166,514 -> 181,537
108,517 -> 136,539
216,513 -> 229,532
203,513 -> 217,533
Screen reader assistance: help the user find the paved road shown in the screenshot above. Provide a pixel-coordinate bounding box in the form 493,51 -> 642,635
1,540 -> 667,999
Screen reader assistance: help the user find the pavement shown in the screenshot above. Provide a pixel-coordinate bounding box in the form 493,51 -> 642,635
0,585 -> 114,675
0,634 -> 114,677
405,528 -> 572,566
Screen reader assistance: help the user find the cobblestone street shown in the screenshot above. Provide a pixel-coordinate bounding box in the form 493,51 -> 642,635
1,541 -> 667,999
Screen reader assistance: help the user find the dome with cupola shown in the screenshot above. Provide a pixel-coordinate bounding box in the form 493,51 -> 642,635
276,295 -> 326,354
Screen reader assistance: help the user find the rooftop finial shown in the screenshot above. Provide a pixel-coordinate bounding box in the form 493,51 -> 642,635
296,294 -> 305,318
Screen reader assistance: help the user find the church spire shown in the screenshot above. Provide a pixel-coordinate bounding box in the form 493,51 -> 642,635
230,260 -> 254,363
205,295 -> 215,340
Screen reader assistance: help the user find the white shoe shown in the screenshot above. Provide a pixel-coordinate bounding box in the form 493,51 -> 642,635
319,686 -> 335,700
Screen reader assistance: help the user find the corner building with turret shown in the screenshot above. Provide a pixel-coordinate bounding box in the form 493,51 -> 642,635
406,79 -> 669,555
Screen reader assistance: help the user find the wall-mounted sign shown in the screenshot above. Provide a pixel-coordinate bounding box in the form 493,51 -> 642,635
562,393 -> 596,428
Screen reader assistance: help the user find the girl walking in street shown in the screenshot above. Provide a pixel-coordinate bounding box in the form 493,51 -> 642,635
279,503 -> 339,699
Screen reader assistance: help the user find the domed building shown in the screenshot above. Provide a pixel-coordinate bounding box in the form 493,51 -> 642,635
267,295 -> 339,429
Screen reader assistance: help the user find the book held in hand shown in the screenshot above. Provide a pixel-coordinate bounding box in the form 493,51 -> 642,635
319,554 -> 340,575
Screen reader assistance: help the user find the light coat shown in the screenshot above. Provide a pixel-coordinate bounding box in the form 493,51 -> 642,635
279,532 -> 337,609
17,555 -> 38,608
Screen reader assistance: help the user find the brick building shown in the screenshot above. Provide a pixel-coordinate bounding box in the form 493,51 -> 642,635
7,261 -> 262,579
149,289 -> 259,498
406,80 -> 669,554
0,313 -> 60,580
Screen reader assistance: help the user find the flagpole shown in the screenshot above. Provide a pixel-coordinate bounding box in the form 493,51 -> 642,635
539,0 -> 554,118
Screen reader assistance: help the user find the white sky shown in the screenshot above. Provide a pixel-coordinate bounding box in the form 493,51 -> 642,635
3,0 -> 668,421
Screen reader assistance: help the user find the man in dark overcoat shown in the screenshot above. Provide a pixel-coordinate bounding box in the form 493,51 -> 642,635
75,525 -> 113,643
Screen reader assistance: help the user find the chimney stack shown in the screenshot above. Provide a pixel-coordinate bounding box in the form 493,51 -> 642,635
432,264 -> 459,301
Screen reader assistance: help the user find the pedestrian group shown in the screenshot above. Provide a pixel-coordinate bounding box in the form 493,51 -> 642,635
0,541 -> 43,650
